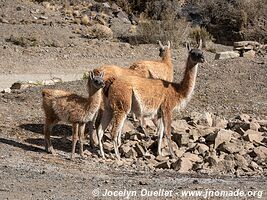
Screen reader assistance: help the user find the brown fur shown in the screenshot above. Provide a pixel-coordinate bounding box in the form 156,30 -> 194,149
97,45 -> 205,159
91,42 -> 173,138
42,74 -> 104,159
129,41 -> 173,81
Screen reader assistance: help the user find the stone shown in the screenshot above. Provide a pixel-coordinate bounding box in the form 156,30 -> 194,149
215,51 -> 240,60
251,146 -> 267,160
1,88 -> 11,93
197,127 -> 217,137
10,82 -> 30,90
134,144 -> 146,157
249,122 -> 260,131
233,41 -> 260,49
205,155 -> 219,167
197,143 -> 209,156
217,160 -> 236,174
103,142 -> 113,152
172,132 -> 190,147
122,120 -> 135,133
234,154 -> 248,169
174,149 -> 186,158
41,80 -> 55,85
212,116 -> 228,128
243,50 -> 256,59
189,129 -> 200,141
155,161 -> 171,169
155,155 -> 169,162
172,120 -> 189,131
236,114 -> 251,122
183,152 -> 202,163
172,157 -> 193,172
218,141 -> 244,154
120,144 -> 137,158
228,121 -> 250,132
243,130 -> 264,143
214,129 -> 233,149
198,112 -> 213,127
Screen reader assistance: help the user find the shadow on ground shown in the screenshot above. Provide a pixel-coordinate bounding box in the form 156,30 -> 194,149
19,123 -> 72,136
0,137 -> 45,153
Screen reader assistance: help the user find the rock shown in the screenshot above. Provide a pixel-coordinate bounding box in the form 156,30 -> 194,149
243,50 -> 256,59
187,112 -> 213,126
172,120 -> 189,131
217,160 -> 236,174
183,152 -> 202,163
234,154 -> 249,169
103,142 -> 113,152
1,88 -> 11,93
42,1 -> 50,9
122,120 -> 135,133
249,161 -> 263,172
218,141 -> 244,154
205,155 -> 219,167
189,129 -> 200,141
228,121 -> 250,132
0,18 -> 9,23
249,122 -> 260,131
174,148 -> 186,158
236,114 -> 251,122
172,157 -> 193,172
250,146 -> 267,160
197,127 -> 217,137
212,116 -> 228,128
134,144 -> 146,157
155,155 -> 169,162
197,143 -> 209,156
120,144 -> 137,158
155,161 -> 171,169
243,130 -> 264,143
214,129 -> 233,149
41,80 -> 55,85
10,82 -> 30,90
73,10 -> 80,17
234,41 -> 260,49
215,51 -> 240,60
199,112 -> 213,127
172,132 -> 189,147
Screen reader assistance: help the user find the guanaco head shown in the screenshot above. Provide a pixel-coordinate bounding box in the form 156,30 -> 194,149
186,40 -> 205,65
159,41 -> 171,57
89,71 -> 105,89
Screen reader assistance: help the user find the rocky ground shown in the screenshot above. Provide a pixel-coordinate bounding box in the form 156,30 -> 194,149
0,0 -> 267,199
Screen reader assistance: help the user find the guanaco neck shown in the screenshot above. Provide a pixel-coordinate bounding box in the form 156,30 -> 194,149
162,49 -> 172,66
87,81 -> 102,104
178,57 -> 198,100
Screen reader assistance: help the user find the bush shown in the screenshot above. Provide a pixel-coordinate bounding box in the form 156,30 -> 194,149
189,0 -> 267,43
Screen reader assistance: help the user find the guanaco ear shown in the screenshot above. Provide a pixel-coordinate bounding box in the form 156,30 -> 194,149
198,38 -> 202,50
167,41 -> 170,48
89,71 -> 94,80
186,41 -> 191,52
100,71 -> 104,78
159,41 -> 164,49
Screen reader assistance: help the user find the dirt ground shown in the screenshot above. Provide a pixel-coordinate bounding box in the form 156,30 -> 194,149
0,0 -> 267,199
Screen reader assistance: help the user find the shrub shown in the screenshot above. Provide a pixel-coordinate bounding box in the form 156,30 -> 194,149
189,26 -> 214,48
189,0 -> 267,43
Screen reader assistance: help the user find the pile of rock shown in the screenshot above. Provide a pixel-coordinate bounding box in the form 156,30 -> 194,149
215,41 -> 265,60
1,77 -> 62,93
44,1 -> 136,40
101,112 -> 267,176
